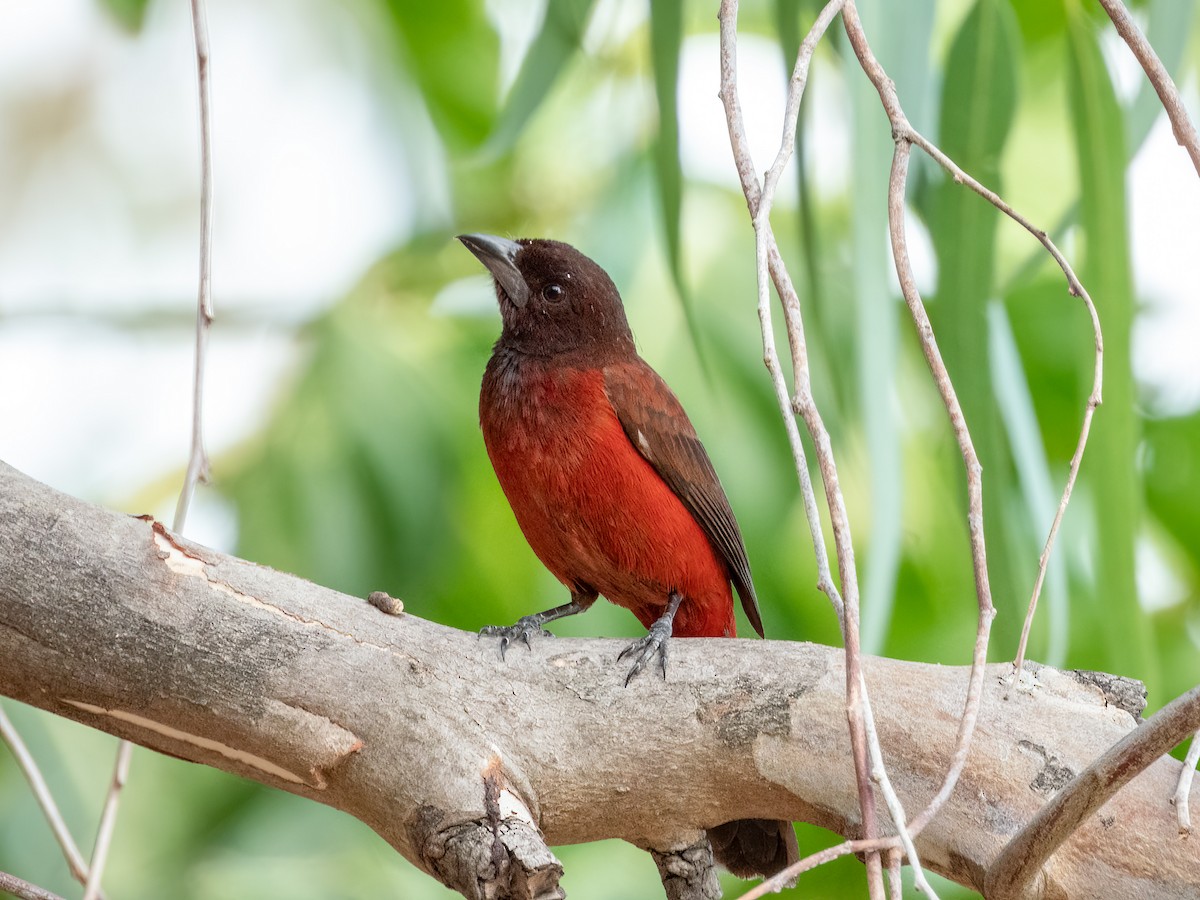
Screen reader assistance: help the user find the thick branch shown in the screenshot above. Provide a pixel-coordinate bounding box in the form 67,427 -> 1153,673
988,683 -> 1200,900
0,461 -> 1197,898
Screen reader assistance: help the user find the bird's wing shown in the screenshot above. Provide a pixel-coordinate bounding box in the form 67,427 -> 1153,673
603,360 -> 763,637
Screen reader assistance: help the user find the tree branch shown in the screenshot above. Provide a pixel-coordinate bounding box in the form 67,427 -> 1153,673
0,705 -> 102,893
0,871 -> 66,900
1,461 -> 1197,898
715,2 -> 885,893
1095,0 -> 1200,178
987,682 -> 1200,900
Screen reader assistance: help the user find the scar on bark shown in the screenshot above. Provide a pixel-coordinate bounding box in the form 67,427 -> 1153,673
411,762 -> 564,900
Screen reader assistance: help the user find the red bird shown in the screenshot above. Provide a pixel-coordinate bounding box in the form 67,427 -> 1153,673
459,233 -> 798,880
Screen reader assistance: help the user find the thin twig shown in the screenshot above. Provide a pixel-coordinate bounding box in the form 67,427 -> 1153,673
894,123 -> 1105,679
897,126 -> 1104,679
908,124 -> 1104,682
860,681 -> 936,897
82,3 -> 216,897
987,683 -> 1200,899
717,3 -> 886,895
175,0 -> 215,533
1174,729 -> 1200,834
842,0 -> 999,844
1095,0 -> 1200,178
719,0 -> 846,624
738,837 -> 884,900
0,871 -> 68,900
81,740 -> 132,900
0,706 -> 98,892
885,848 -> 904,900
1097,0 -> 1200,839
842,0 -> 1105,840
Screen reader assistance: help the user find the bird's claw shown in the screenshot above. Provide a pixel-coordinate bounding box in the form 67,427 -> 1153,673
618,621 -> 672,686
479,616 -> 554,659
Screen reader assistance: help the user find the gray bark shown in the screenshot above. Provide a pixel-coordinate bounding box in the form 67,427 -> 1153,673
0,461 -> 1196,898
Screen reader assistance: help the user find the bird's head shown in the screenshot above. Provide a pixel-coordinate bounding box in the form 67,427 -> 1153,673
457,234 -> 635,358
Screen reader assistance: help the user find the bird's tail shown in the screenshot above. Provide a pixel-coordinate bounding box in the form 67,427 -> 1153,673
707,818 -> 799,880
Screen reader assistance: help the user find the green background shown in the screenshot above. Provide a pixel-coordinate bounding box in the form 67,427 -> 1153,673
2,0 -> 1199,897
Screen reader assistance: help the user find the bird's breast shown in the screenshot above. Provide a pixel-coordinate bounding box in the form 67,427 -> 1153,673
479,351 -> 735,636
480,357 -> 625,511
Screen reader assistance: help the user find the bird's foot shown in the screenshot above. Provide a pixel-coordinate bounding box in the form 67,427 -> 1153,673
479,616 -> 555,659
618,619 -> 673,686
619,592 -> 684,686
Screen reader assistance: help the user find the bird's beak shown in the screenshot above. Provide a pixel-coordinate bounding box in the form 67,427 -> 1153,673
457,233 -> 530,308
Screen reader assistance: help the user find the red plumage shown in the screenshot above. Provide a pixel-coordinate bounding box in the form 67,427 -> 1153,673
481,358 -> 737,638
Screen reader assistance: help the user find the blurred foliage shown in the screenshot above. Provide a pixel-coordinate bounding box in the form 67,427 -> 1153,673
5,1 -> 1200,899
99,0 -> 153,32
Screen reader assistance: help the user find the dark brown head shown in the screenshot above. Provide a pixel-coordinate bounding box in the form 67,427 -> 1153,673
457,234 -> 636,358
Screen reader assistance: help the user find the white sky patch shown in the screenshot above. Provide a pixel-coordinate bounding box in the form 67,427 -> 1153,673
0,0 -> 412,318
1128,82 -> 1200,417
678,34 -> 849,203
0,320 -> 298,529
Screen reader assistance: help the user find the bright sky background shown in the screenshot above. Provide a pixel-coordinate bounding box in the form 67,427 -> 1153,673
0,0 -> 1197,552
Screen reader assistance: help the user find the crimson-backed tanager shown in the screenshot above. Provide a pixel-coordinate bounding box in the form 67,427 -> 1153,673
459,234 -> 798,880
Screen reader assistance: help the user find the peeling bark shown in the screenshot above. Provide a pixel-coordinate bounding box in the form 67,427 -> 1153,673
0,462 -> 1197,899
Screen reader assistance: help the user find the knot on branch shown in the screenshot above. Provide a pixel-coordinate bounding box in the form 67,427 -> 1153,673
412,808 -> 564,900
1069,669 -> 1147,722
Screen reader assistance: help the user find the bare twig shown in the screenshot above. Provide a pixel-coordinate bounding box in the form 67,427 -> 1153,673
726,0 -> 1105,890
82,3 -> 216,897
0,871 -> 68,900
841,0 -> 1000,844
861,682 -> 936,897
1096,0 -> 1200,178
907,103 -> 1104,683
842,0 -> 1108,840
717,2 -> 888,895
885,848 -> 904,900
832,0 -> 1103,692
878,119 -> 1104,680
81,740 -> 132,900
1097,0 -> 1200,842
987,683 -> 1200,899
897,130 -> 1099,681
175,0 -> 215,533
738,838 -> 876,900
1174,730 -> 1200,834
898,128 -> 1104,679
718,0 -> 848,624
0,706 -> 97,891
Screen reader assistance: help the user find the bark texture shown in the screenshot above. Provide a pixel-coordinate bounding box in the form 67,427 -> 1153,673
0,461 -> 1196,898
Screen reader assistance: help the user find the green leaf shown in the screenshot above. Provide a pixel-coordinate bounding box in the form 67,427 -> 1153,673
843,0 -> 936,655
1004,0 -> 1195,297
1065,2 -> 1156,692
928,0 -> 1024,648
648,0 -> 706,367
483,0 -> 597,158
99,0 -> 153,32
382,0 -> 500,151
989,302 -> 1071,667
1010,0 -> 1068,45
1146,412 -> 1200,574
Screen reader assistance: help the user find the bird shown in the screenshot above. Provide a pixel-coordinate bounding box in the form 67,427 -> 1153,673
458,233 -> 799,881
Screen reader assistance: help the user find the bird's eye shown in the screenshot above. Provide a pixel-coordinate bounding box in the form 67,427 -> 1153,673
542,284 -> 564,302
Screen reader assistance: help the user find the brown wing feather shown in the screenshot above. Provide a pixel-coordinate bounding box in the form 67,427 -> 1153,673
603,362 -> 763,637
